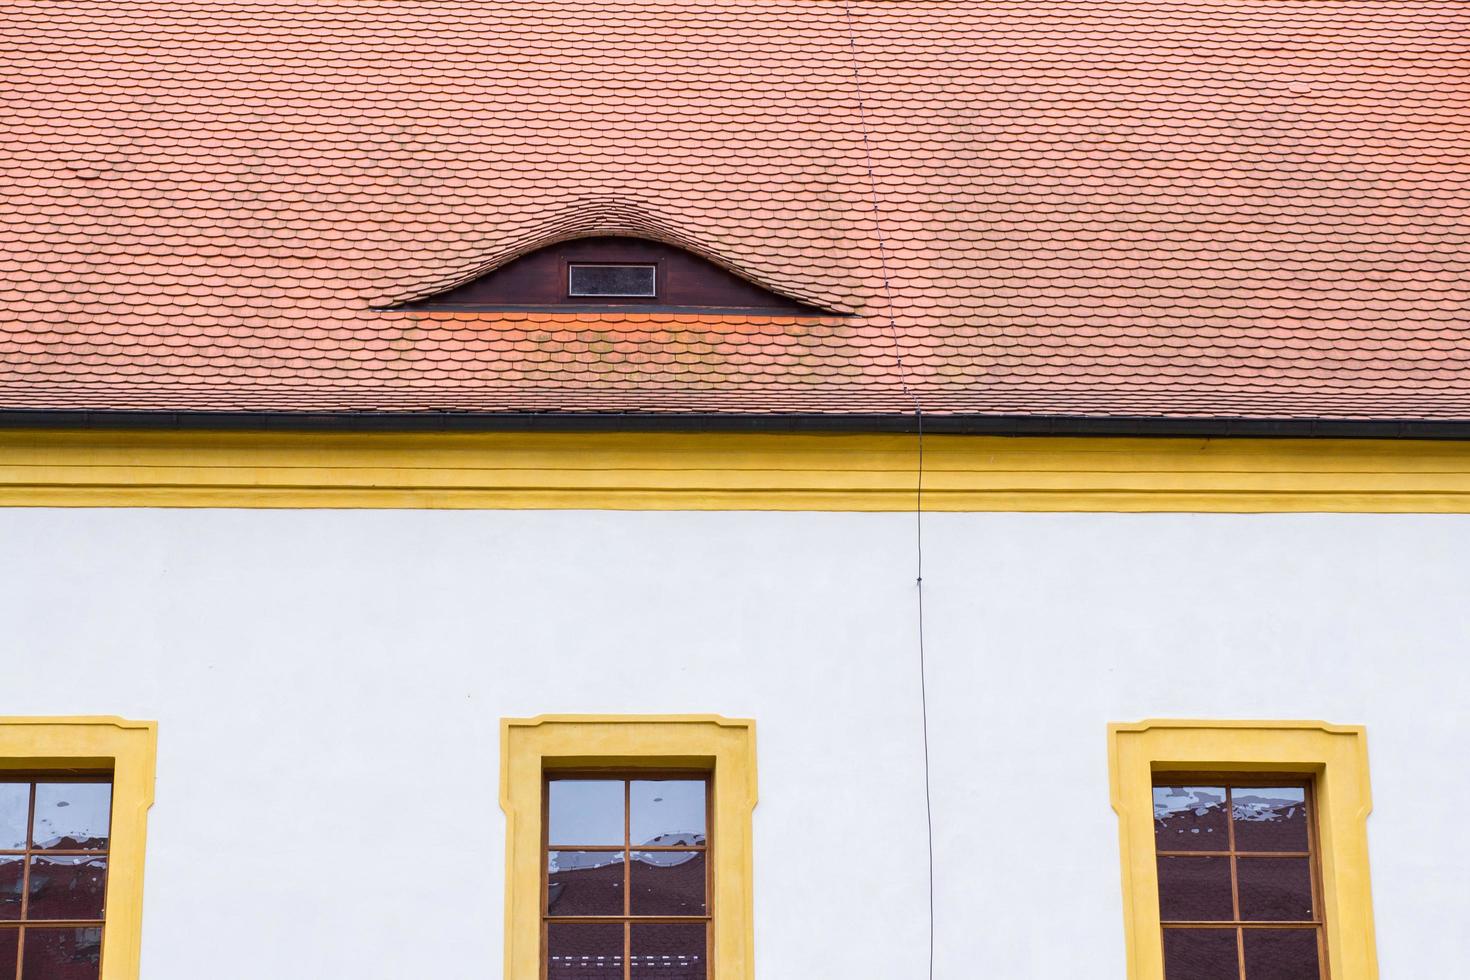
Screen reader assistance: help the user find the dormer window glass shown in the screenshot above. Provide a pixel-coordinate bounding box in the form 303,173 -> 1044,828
568,263 -> 657,299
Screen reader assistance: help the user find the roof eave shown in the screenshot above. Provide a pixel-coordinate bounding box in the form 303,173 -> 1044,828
1,409 -> 1469,440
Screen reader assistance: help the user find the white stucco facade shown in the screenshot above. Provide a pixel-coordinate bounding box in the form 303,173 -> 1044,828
1,508 -> 1466,978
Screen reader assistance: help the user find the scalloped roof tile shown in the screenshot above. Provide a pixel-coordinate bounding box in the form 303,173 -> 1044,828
2,0 -> 1469,422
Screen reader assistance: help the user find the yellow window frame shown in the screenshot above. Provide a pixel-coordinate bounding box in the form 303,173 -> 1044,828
1108,720 -> 1377,980
500,715 -> 757,979
0,717 -> 157,980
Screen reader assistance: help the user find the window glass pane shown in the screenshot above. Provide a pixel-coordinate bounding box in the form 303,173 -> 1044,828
0,927 -> 14,980
630,781 -> 705,847
1232,788 -> 1309,852
630,921 -> 706,980
0,787 -> 27,851
568,265 -> 656,298
631,851 -> 706,916
1242,928 -> 1321,980
548,851 -> 624,916
1157,856 -> 1234,921
32,784 -> 110,851
1162,928 -> 1239,980
0,859 -> 20,921
549,780 -> 625,846
1237,857 -> 1314,921
26,856 -> 107,921
547,922 -> 624,980
20,927 -> 101,980
1154,786 -> 1228,851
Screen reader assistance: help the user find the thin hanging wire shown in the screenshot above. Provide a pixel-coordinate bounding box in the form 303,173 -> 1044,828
841,4 -> 934,977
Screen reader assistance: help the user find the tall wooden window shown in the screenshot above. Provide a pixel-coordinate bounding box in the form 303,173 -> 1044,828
0,776 -> 112,980
1153,779 -> 1324,980
543,773 -> 710,980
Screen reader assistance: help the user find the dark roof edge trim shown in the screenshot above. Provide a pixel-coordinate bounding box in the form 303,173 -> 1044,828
2,409 -> 1469,440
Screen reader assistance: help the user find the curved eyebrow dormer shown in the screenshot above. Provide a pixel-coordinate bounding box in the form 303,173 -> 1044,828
393,236 -> 835,315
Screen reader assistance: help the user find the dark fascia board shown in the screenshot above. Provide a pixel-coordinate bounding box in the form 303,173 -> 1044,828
1,409 -> 1470,440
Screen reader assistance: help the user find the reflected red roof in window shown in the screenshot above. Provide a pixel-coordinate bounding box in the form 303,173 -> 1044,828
1,0 -> 1468,423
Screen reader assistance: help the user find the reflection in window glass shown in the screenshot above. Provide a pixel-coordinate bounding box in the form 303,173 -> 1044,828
22,926 -> 103,980
27,856 -> 107,921
548,921 -> 624,980
0,856 -> 21,920
549,780 -> 625,846
1232,788 -> 1309,851
1162,928 -> 1239,980
1156,856 -> 1233,921
631,851 -> 706,916
1153,786 -> 1228,850
32,783 -> 111,850
547,851 -> 625,916
1242,928 -> 1321,980
1236,857 -> 1314,921
630,921 -> 706,979
631,780 -> 705,846
0,785 -> 28,851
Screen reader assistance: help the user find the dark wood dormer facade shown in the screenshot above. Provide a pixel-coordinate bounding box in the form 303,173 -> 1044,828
398,236 -> 828,314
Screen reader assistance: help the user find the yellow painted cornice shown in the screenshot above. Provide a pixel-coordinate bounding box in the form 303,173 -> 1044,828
3,428 -> 1470,511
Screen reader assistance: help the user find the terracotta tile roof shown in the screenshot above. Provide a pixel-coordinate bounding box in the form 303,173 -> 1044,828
2,0 -> 1469,426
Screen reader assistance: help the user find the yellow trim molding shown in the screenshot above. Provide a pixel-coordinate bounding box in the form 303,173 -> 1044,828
1108,720 -> 1376,980
0,717 -> 157,980
3,429 -> 1470,512
500,715 -> 757,980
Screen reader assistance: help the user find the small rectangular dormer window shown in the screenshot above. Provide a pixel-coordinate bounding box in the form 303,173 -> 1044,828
568,263 -> 657,298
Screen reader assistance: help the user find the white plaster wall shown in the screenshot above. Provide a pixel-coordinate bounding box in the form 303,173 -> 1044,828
0,509 -> 1466,979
